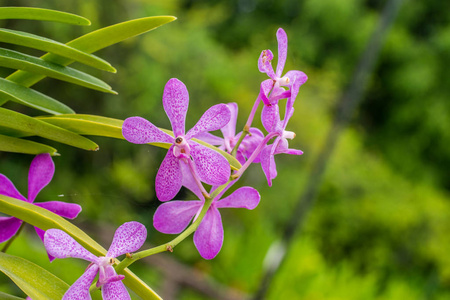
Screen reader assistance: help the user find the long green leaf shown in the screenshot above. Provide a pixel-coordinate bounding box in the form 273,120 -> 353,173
38,114 -> 242,170
0,108 -> 98,151
0,16 -> 176,102
0,134 -> 58,155
0,291 -> 26,300
0,77 -> 74,114
0,28 -> 115,72
0,7 -> 91,25
0,194 -> 162,300
0,252 -> 69,300
0,48 -> 116,94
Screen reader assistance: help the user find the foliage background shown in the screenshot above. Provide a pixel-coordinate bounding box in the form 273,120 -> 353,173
1,0 -> 449,299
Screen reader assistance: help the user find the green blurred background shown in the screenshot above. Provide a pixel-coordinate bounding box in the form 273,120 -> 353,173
1,0 -> 450,299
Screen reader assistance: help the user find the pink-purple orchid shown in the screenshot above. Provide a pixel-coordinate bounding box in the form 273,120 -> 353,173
122,78 -> 232,202
195,103 -> 264,165
0,153 -> 81,261
153,173 -> 260,259
44,221 -> 147,300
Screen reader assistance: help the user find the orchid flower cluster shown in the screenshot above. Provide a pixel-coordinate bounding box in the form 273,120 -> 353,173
0,28 -> 306,299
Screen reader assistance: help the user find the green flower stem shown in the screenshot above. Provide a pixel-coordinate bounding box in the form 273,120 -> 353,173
115,179 -> 233,274
231,126 -> 250,157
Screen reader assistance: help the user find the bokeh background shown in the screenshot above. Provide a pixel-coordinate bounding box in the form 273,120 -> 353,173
1,0 -> 450,299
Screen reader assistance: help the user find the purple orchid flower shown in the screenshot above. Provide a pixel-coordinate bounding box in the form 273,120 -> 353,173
122,78 -> 232,202
260,76 -> 304,186
0,153 -> 81,261
195,103 -> 264,165
153,173 -> 260,260
44,221 -> 147,300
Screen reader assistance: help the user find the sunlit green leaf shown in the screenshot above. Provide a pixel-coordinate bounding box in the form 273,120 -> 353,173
0,48 -> 116,94
0,194 -> 162,300
38,114 -> 242,170
0,28 -> 114,72
0,77 -> 74,114
0,7 -> 90,25
0,108 -> 98,151
0,134 -> 57,155
0,16 -> 176,101
0,252 -> 69,300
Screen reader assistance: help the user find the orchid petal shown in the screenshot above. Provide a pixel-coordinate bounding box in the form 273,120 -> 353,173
34,227 -> 56,262
215,187 -> 260,210
163,78 -> 189,137
194,207 -> 223,260
259,79 -> 274,106
180,162 -> 204,200
102,280 -> 131,300
153,200 -> 202,234
106,221 -> 147,258
155,147 -> 182,201
0,174 -> 27,202
276,28 -> 288,78
28,153 -> 54,203
260,144 -> 277,187
0,217 -> 22,243
35,201 -> 82,219
63,264 -> 99,300
258,49 -> 275,79
44,229 -> 97,263
122,117 -> 173,144
190,141 -> 230,186
261,104 -> 280,132
186,104 -> 231,140
220,102 -> 238,139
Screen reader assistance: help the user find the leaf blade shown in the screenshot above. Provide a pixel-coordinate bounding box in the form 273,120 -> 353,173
0,252 -> 69,300
0,28 -> 114,72
0,7 -> 91,25
0,134 -> 58,155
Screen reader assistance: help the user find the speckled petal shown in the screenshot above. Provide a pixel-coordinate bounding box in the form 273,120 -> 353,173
153,200 -> 202,234
106,222 -> 147,258
259,79 -> 274,106
34,226 -> 55,262
190,141 -> 230,186
0,217 -> 22,243
193,207 -> 223,260
258,49 -> 275,79
193,132 -> 224,146
0,174 -> 27,202
215,187 -> 260,210
44,229 -> 97,263
261,103 -> 280,133
186,104 -> 231,140
155,147 -> 182,201
102,280 -> 131,300
35,201 -> 82,219
276,28 -> 288,78
180,162 -> 204,200
122,117 -> 173,144
28,153 -> 54,203
63,264 -> 99,300
163,78 -> 189,137
260,143 -> 278,187
220,102 -> 238,140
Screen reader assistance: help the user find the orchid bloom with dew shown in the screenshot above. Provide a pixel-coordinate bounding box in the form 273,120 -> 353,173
258,28 -> 308,107
153,172 -> 260,259
260,76 -> 304,186
195,103 -> 264,165
122,78 -> 232,202
0,153 -> 81,261
44,222 -> 147,300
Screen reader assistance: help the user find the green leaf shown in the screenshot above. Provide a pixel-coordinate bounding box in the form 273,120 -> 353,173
0,28 -> 115,72
0,77 -> 74,114
0,252 -> 69,300
0,108 -> 98,151
38,114 -> 242,170
0,134 -> 58,155
0,16 -> 176,96
0,7 -> 91,26
0,48 -> 116,94
0,291 -> 26,300
0,194 -> 162,300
